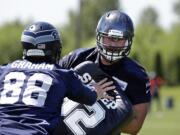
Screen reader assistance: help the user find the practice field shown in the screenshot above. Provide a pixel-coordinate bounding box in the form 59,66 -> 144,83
123,86 -> 180,135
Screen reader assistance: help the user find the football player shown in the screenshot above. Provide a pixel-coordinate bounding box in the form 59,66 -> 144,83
54,61 -> 133,135
0,22 -> 115,135
58,10 -> 151,135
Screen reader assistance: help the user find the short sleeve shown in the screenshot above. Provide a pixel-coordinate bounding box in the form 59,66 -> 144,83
126,77 -> 151,105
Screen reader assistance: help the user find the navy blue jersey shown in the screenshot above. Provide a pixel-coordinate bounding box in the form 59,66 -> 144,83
59,47 -> 151,105
59,96 -> 132,135
57,48 -> 150,135
53,61 -> 133,135
0,60 -> 97,135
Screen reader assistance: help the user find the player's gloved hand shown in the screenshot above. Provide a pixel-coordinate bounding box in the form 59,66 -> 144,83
93,78 -> 115,100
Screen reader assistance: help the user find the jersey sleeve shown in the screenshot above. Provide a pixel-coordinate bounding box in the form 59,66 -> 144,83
59,51 -> 79,69
127,75 -> 151,105
0,64 -> 7,75
65,70 -> 97,105
59,48 -> 90,69
59,54 -> 72,69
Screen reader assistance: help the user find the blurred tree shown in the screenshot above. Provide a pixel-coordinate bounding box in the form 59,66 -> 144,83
61,0 -> 120,55
133,4 -> 180,85
0,20 -> 24,64
131,53 -> 139,62
154,52 -> 164,78
139,7 -> 159,26
133,7 -> 165,71
0,1 -> 179,85
176,56 -> 180,83
173,0 -> 180,20
80,0 -> 120,42
166,2 -> 180,84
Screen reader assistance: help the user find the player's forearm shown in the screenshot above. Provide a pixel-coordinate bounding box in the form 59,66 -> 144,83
77,87 -> 97,105
120,103 -> 149,135
120,115 -> 142,135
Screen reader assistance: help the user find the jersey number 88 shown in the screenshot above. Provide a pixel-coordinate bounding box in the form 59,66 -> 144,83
0,72 -> 52,107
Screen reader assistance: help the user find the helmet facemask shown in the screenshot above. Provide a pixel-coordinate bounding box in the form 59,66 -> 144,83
22,41 -> 61,64
96,32 -> 132,63
96,10 -> 134,63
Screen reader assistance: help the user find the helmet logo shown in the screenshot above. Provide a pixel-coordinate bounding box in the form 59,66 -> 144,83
29,25 -> 36,31
52,31 -> 59,40
108,30 -> 123,37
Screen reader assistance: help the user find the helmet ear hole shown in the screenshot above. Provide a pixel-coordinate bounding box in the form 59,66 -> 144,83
96,10 -> 134,62
21,22 -> 62,64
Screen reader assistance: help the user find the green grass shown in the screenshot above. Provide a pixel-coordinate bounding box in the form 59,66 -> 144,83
123,86 -> 180,135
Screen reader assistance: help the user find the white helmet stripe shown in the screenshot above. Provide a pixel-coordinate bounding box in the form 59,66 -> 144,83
21,34 -> 57,45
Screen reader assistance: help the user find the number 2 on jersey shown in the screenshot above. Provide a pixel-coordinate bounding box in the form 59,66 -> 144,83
62,99 -> 106,135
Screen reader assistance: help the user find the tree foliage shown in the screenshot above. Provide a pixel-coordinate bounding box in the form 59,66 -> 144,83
80,0 -> 120,40
0,21 -> 24,64
61,0 -> 120,55
173,0 -> 180,19
139,7 -> 159,26
0,1 -> 180,85
131,6 -> 180,85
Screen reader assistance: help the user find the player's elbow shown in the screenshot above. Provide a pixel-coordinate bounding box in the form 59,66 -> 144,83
120,111 -> 145,135
129,125 -> 142,135
121,124 -> 142,135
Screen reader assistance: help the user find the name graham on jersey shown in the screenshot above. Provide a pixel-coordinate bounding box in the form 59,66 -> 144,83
11,60 -> 54,70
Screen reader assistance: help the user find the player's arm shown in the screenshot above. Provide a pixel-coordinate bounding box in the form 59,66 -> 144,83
120,75 -> 151,135
120,102 -> 150,135
66,70 -> 115,105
